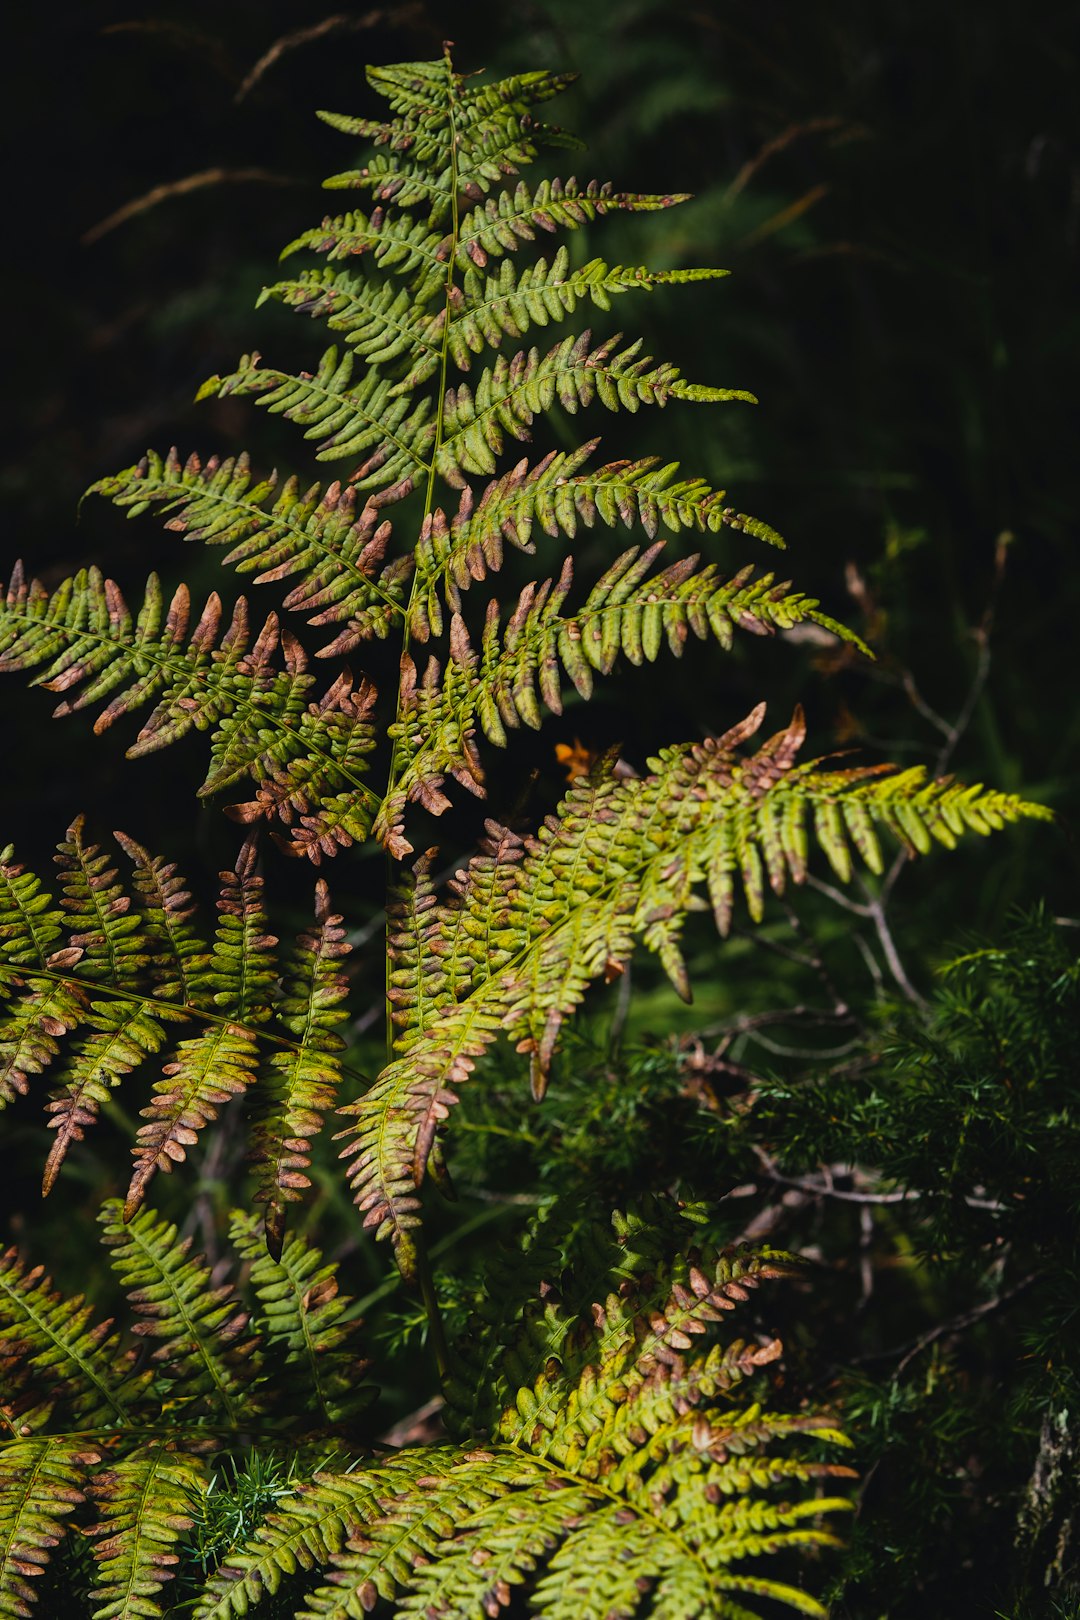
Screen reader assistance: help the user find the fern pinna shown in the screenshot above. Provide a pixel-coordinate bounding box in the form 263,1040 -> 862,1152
0,1201 -> 853,1618
0,47 -> 1051,1617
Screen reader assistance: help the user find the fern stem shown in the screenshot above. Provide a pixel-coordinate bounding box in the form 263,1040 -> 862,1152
384,44 -> 461,812
412,1230 -> 451,1386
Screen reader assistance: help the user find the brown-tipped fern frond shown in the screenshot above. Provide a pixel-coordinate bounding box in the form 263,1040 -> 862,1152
0,831 -> 353,1233
0,1203 -> 373,1616
343,704 -> 1050,1270
193,1207 -> 853,1620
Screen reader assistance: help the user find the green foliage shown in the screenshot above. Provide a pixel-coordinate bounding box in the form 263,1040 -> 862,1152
0,39 -> 1055,1620
0,827 -> 351,1241
0,1202 -> 851,1618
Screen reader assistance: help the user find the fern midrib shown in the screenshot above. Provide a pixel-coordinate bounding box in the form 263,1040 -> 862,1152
0,1439 -> 52,1569
99,1446 -> 174,1612
280,1248 -> 336,1428
69,834 -> 127,987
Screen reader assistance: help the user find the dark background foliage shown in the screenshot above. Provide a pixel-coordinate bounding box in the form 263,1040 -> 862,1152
2,3 -> 1078,1615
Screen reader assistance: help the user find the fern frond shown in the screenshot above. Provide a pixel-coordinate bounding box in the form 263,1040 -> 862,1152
0,1244 -> 144,1432
99,1201 -> 257,1428
37,819 -> 179,1192
343,707 -> 1048,1266
436,330 -> 755,484
112,833 -> 206,1006
124,841 -> 276,1217
0,564 -> 383,847
409,446 -> 785,639
0,1439 -> 97,1617
380,551 -> 860,852
259,271 -> 438,374
196,347 -> 435,489
425,546 -> 857,747
86,1444 -> 205,1620
90,450 -> 414,650
190,1470 -> 388,1619
229,1214 -> 372,1428
249,882 -> 351,1254
454,178 -> 694,270
200,1213 -> 850,1620
441,249 -> 728,373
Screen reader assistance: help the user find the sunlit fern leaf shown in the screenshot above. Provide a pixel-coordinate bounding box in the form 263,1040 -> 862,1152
123,841 -> 276,1219
453,179 -> 694,271
258,270 -> 440,377
196,348 -> 436,488
0,843 -> 88,1109
112,833 -> 206,1006
379,552 -> 861,854
1,831 -> 361,1207
407,444 -> 785,638
99,1201 -> 258,1429
435,330 -> 755,485
198,1211 -> 851,1620
440,250 -> 730,372
341,706 -> 1049,1270
189,1470 -> 393,1619
90,449 -> 415,647
229,1214 -> 373,1428
385,850 -> 450,1054
248,882 -> 352,1254
0,565 -> 384,848
85,1444 -> 205,1620
0,1243 -> 145,1433
0,1439 -> 98,1618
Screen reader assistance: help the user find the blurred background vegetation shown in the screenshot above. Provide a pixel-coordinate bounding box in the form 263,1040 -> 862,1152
2,2 -> 1078,1614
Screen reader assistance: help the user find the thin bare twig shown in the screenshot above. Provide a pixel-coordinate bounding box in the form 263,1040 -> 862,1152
235,9 -> 422,102
82,169 -> 298,245
856,1271 -> 1042,1375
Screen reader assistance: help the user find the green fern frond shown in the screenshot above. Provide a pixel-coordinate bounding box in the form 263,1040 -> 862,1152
408,445 -> 785,639
408,545 -> 858,758
196,347 -> 436,489
0,1438 -> 97,1618
229,1214 -> 372,1429
0,840 -> 90,1109
200,1213 -> 851,1620
100,1202 -> 257,1428
2,830 -> 365,1214
435,330 -> 755,484
342,705 -> 1047,1268
188,1468 -> 389,1619
453,178 -> 694,270
86,1444 -> 205,1620
249,882 -> 351,1254
442,249 -> 728,371
0,1243 -> 144,1432
90,450 -> 414,649
260,270 -> 438,376
0,564 -> 383,848
123,841 -> 276,1217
